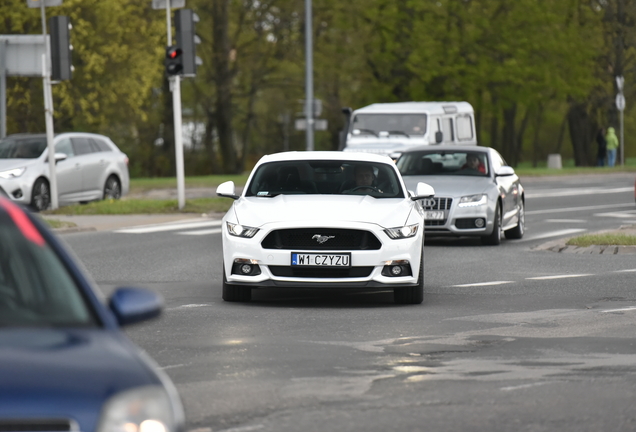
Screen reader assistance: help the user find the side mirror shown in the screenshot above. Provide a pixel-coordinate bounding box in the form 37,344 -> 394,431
216,180 -> 240,200
109,286 -> 163,326
495,166 -> 515,177
435,131 -> 443,143
341,107 -> 352,117
45,153 -> 68,163
411,182 -> 435,200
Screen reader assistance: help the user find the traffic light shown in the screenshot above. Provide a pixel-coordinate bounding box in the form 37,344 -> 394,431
165,45 -> 183,76
174,9 -> 201,76
49,15 -> 72,81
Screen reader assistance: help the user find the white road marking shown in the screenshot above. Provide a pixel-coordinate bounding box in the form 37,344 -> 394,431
115,219 -> 223,234
593,211 -> 636,218
544,219 -> 586,223
601,306 -> 636,313
450,281 -> 515,287
615,269 -> 636,272
520,228 -> 586,241
526,274 -> 593,280
500,382 -> 552,391
177,228 -> 223,235
526,186 -> 633,198
167,304 -> 211,310
525,202 -> 634,216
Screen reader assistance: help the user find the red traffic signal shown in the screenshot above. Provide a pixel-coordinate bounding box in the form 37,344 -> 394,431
165,46 -> 183,76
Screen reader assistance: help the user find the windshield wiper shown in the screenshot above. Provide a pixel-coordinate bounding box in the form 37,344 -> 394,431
354,128 -> 378,137
386,130 -> 410,137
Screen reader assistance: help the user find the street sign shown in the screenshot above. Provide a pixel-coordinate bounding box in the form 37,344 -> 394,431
616,75 -> 624,92
151,0 -> 185,9
27,0 -> 62,7
616,93 -> 626,111
295,118 -> 328,131
298,99 -> 322,117
0,35 -> 49,77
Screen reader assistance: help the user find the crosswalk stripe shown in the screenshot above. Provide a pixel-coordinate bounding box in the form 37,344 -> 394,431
115,220 -> 223,234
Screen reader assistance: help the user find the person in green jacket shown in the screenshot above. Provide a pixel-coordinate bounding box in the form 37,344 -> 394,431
605,126 -> 619,167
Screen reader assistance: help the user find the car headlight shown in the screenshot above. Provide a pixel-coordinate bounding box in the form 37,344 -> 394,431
458,194 -> 487,207
227,221 -> 259,238
0,167 -> 26,179
384,223 -> 419,239
96,386 -> 180,432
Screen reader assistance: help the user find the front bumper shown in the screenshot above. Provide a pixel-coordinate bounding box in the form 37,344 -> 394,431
0,178 -> 31,204
222,220 -> 424,289
423,197 -> 494,237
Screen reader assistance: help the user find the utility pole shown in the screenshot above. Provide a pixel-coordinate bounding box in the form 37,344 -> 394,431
304,0 -> 314,151
616,76 -> 625,166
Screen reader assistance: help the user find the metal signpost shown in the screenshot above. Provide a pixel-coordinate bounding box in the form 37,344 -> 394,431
304,0 -> 314,151
28,0 -> 62,209
616,76 -> 625,166
152,0 -> 186,209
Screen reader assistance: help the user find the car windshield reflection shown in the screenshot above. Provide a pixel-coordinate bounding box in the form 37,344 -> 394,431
397,151 -> 490,176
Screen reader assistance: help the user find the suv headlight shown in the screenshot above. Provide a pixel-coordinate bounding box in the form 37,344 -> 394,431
97,386 -> 181,432
458,194 -> 487,207
227,221 -> 259,238
0,167 -> 26,179
384,223 -> 419,239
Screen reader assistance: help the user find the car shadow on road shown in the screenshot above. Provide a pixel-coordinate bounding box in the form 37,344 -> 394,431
425,236 -> 484,247
240,288 -> 416,308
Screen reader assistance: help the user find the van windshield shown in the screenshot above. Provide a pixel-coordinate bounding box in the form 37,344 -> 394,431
350,114 -> 427,137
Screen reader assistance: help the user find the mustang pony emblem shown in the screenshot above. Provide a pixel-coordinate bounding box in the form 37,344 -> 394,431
312,234 -> 335,244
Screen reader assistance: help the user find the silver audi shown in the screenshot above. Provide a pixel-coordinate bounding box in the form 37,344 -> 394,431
396,145 -> 525,245
0,132 -> 130,211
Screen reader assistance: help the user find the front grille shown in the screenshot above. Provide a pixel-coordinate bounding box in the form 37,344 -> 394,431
422,197 -> 452,210
0,419 -> 76,432
423,197 -> 452,226
262,228 -> 382,250
269,266 -> 374,278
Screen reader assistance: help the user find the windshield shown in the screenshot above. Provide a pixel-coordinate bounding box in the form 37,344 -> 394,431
0,202 -> 97,327
350,114 -> 427,137
0,137 -> 47,159
397,150 -> 489,177
245,160 -> 405,198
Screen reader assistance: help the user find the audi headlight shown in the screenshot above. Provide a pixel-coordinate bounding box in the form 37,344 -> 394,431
96,386 -> 181,432
384,223 -> 419,239
0,167 -> 26,179
458,194 -> 487,207
227,221 -> 259,238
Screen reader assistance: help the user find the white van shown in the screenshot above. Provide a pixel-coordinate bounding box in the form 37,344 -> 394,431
342,101 -> 477,158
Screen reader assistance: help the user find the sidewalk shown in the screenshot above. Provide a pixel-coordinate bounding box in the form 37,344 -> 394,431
42,212 -> 225,234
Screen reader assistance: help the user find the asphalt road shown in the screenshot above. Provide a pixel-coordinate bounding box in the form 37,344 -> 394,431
58,172 -> 636,432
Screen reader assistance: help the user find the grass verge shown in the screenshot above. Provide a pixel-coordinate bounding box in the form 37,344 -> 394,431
566,233 -> 636,247
43,197 -> 233,216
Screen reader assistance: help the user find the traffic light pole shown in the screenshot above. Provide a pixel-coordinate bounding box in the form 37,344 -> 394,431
40,1 -> 58,210
164,0 -> 185,209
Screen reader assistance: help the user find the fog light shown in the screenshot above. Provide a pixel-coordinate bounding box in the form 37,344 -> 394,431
240,264 -> 252,274
475,218 -> 485,228
391,265 -> 402,276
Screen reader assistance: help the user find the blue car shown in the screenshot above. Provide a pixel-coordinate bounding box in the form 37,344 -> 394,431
0,197 -> 184,432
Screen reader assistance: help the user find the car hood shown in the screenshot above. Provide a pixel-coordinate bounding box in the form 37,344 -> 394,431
0,158 -> 36,171
233,195 -> 414,228
0,328 -> 158,429
402,175 -> 491,197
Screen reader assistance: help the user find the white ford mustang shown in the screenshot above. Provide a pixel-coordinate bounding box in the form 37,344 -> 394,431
216,151 -> 435,304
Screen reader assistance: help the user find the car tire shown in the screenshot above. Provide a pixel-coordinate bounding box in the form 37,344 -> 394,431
103,175 -> 121,200
504,201 -> 525,240
30,178 -> 51,212
222,267 -> 252,302
394,252 -> 424,304
481,204 -> 502,245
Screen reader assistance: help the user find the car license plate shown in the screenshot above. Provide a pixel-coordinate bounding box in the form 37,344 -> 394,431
291,253 -> 351,267
425,211 -> 445,220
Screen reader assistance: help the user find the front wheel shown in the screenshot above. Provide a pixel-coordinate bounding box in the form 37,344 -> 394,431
394,253 -> 424,304
222,267 -> 252,302
481,204 -> 502,245
30,178 -> 51,212
103,175 -> 121,200
505,201 -> 525,239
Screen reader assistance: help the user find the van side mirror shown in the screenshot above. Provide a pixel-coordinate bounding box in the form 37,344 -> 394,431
45,153 -> 68,164
435,131 -> 443,143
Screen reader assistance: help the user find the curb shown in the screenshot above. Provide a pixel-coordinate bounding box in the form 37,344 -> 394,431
533,224 -> 636,255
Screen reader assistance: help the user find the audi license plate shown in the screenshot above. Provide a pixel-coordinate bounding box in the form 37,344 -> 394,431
425,211 -> 445,220
291,253 -> 351,267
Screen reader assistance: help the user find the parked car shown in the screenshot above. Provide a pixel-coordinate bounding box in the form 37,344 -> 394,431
216,151 -> 435,304
396,145 -> 525,245
0,196 -> 184,431
0,132 -> 130,211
